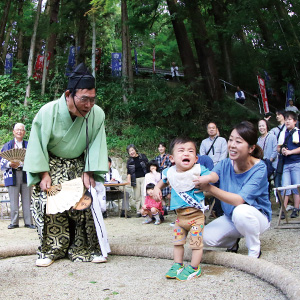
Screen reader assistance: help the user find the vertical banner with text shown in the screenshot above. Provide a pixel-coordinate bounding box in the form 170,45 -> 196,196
66,46 -> 80,76
4,53 -> 13,75
111,53 -> 122,77
286,83 -> 295,107
257,75 -> 269,114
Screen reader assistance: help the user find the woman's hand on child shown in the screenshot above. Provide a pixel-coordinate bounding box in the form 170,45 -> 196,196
193,175 -> 211,192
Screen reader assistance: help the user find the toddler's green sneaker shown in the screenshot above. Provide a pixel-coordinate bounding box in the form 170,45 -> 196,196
176,265 -> 201,281
165,263 -> 184,279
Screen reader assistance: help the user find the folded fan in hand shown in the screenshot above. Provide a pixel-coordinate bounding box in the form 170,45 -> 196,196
46,177 -> 92,214
0,148 -> 26,164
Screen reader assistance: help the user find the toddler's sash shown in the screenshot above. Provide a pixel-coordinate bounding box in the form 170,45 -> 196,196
176,189 -> 209,213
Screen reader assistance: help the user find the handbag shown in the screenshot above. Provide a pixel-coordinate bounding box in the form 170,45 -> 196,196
263,158 -> 275,179
276,155 -> 284,175
261,134 -> 275,179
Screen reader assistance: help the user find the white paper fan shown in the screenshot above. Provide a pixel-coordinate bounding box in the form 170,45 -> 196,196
46,178 -> 92,214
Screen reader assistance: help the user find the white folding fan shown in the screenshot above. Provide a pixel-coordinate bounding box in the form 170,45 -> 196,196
46,177 -> 92,214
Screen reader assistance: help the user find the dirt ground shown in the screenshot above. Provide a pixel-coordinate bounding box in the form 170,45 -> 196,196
1,201 -> 300,299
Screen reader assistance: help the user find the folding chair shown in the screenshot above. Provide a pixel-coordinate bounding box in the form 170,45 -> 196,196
0,187 -> 10,219
105,189 -> 121,216
204,197 -> 215,224
273,184 -> 300,229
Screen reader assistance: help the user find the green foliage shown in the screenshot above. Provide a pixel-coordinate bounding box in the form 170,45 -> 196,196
101,78 -> 203,158
98,77 -> 261,158
0,70 -> 50,144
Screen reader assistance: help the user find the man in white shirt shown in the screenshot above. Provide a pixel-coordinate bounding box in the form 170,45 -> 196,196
170,62 -> 179,81
199,122 -> 227,217
235,86 -> 246,105
199,122 -> 228,166
285,99 -> 299,114
105,157 -> 131,218
0,123 -> 34,229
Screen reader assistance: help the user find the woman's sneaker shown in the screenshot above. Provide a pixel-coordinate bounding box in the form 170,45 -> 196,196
290,208 -> 299,218
176,265 -> 201,281
165,263 -> 184,279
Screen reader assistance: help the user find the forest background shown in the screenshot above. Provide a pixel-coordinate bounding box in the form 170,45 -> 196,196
0,0 -> 299,158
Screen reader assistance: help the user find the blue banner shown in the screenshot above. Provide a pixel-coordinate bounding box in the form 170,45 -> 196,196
286,83 -> 295,107
4,53 -> 13,75
66,46 -> 80,76
111,53 -> 122,77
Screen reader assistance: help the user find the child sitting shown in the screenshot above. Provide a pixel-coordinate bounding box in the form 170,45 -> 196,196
153,137 -> 210,281
141,183 -> 164,225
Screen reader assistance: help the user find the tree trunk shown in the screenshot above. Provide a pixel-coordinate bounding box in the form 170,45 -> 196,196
1,20 -> 13,63
211,0 -> 233,83
121,0 -> 133,102
17,0 -> 24,63
25,0 -> 43,105
272,0 -> 300,51
121,0 -> 133,81
46,0 -> 60,73
76,8 -> 89,64
184,1 -> 222,101
256,12 -> 273,47
0,0 -> 12,60
166,0 -> 198,84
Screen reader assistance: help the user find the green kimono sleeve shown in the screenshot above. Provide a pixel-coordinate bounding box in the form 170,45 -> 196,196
23,105 -> 54,186
85,108 -> 108,183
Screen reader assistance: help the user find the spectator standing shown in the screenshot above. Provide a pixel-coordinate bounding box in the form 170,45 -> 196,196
270,110 -> 286,188
199,122 -> 228,166
126,144 -> 148,217
270,110 -> 286,138
143,160 -> 161,197
277,111 -> 300,218
171,62 -> 179,81
155,142 -> 172,211
285,99 -> 299,114
200,122 -> 227,217
257,119 -> 277,172
0,123 -> 34,229
235,86 -> 246,105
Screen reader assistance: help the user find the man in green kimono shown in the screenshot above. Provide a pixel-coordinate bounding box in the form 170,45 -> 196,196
24,63 -> 108,267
